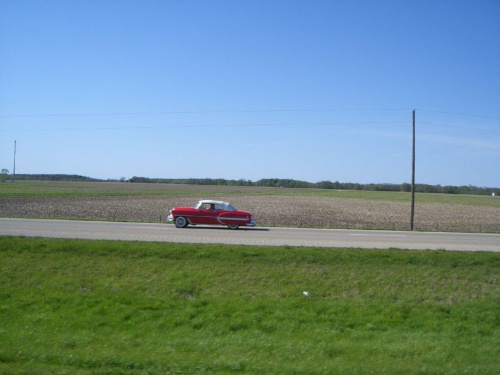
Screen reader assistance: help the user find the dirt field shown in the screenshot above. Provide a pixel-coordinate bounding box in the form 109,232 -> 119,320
1,194 -> 498,232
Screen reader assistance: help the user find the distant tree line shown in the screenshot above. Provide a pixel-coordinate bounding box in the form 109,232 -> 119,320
129,177 -> 498,196
5,174 -> 498,196
11,174 -> 101,182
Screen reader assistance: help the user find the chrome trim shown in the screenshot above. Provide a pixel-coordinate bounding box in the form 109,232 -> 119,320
217,217 -> 256,226
167,214 -> 174,222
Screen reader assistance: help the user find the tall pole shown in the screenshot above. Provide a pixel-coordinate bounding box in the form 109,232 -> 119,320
13,140 -> 16,182
410,110 -> 415,230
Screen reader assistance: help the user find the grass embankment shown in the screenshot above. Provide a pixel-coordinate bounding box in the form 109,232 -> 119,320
1,237 -> 498,374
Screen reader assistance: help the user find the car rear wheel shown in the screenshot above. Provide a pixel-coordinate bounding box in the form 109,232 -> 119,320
227,224 -> 239,230
174,216 -> 188,228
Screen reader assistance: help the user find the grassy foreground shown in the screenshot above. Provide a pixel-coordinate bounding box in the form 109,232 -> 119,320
0,237 -> 499,374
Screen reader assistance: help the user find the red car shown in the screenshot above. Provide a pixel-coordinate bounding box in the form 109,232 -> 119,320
167,200 -> 256,230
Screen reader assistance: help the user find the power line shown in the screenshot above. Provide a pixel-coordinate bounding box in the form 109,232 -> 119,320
2,109 -> 498,125
2,121 -> 497,133
2,108 -> 498,119
419,122 -> 500,133
0,108 -> 412,118
418,109 -> 500,120
0,121 -> 408,132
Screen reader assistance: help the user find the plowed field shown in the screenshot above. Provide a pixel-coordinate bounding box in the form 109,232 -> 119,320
1,182 -> 498,232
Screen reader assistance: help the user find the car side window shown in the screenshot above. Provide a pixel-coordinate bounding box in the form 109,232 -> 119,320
202,203 -> 217,210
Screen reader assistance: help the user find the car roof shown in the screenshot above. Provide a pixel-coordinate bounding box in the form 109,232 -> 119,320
198,200 -> 229,205
195,200 -> 238,212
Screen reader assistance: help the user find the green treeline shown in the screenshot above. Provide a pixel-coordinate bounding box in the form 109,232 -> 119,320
129,177 -> 498,196
5,174 -> 498,196
11,174 -> 101,182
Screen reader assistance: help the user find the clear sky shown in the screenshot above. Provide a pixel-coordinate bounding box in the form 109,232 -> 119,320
1,0 -> 499,187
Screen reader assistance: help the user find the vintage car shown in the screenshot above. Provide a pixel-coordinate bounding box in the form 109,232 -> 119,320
167,200 -> 255,229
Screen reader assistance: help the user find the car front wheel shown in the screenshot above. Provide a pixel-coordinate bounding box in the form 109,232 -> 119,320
227,224 -> 239,230
174,216 -> 188,228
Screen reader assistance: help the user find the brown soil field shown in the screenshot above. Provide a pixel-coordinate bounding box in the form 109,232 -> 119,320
1,194 -> 498,232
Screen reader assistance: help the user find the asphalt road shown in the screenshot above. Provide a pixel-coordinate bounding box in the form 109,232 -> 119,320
1,218 -> 499,251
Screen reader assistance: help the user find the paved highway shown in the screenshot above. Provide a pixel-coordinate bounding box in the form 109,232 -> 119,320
0,218 -> 499,252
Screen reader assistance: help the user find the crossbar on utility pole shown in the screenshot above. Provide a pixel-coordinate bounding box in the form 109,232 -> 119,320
410,110 -> 415,230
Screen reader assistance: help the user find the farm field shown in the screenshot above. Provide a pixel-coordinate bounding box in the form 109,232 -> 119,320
1,236 -> 499,374
0,181 -> 499,232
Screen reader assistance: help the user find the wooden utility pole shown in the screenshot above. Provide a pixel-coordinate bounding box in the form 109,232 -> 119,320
410,110 -> 415,230
13,140 -> 16,182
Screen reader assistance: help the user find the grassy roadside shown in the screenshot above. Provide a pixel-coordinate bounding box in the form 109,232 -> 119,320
1,236 -> 498,374
1,180 -> 498,207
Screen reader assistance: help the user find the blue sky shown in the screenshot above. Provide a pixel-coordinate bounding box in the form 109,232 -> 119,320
1,0 -> 499,187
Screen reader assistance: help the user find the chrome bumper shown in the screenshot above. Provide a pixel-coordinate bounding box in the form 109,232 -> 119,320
167,214 -> 174,222
246,219 -> 256,227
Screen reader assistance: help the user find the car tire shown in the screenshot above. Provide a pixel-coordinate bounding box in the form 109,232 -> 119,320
174,216 -> 188,228
227,224 -> 239,230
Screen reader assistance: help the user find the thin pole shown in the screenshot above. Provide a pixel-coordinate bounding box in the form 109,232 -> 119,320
410,110 -> 415,230
13,140 -> 16,183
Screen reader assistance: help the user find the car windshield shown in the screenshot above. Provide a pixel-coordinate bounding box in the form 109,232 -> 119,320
225,203 -> 237,211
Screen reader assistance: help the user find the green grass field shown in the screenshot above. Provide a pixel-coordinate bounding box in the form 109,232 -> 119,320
1,236 -> 498,374
1,180 -> 498,207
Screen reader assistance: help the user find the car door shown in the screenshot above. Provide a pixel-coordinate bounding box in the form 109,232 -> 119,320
196,203 -> 219,225
205,206 -> 219,225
